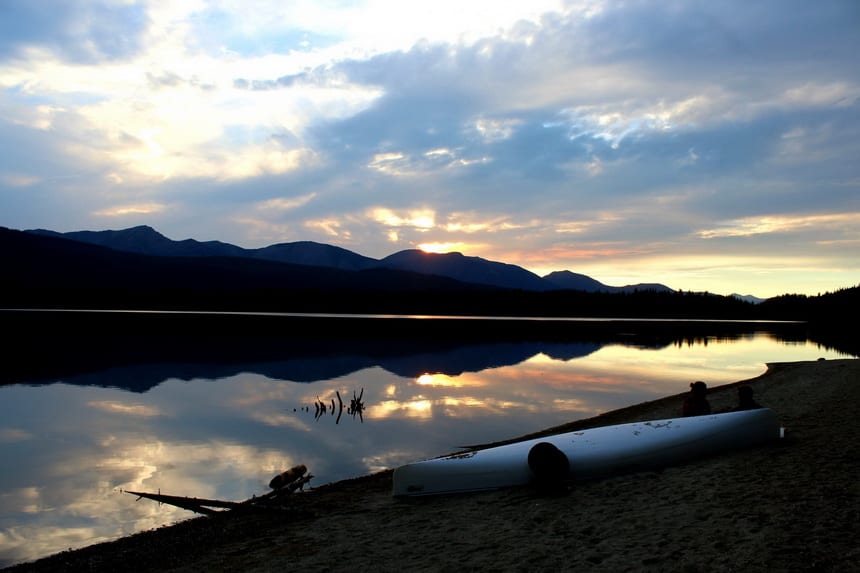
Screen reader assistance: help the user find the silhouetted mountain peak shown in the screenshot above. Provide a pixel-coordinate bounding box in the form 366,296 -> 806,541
543,270 -> 674,294
543,270 -> 608,291
731,293 -> 766,304
254,241 -> 377,270
380,249 -> 462,265
83,225 -> 165,243
28,225 -> 245,258
124,224 -> 159,234
379,249 -> 548,291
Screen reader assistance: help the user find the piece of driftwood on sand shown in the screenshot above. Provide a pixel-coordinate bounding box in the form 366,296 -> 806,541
125,464 -> 313,516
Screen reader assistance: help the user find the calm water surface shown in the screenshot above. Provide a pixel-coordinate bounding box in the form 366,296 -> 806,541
0,315 -> 850,567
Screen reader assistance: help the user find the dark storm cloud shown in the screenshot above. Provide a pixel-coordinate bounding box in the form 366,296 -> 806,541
0,0 -> 148,62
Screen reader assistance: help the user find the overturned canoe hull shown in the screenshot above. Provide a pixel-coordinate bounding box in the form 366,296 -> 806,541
393,408 -> 782,497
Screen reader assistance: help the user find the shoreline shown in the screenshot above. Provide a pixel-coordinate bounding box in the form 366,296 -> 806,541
5,358 -> 858,572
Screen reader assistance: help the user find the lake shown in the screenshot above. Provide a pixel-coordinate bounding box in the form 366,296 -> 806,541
0,311 -> 853,567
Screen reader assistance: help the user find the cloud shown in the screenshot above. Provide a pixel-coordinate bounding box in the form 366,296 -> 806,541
0,428 -> 32,443
87,401 -> 161,417
91,203 -> 166,218
697,213 -> 860,240
368,207 -> 436,230
256,192 -> 317,212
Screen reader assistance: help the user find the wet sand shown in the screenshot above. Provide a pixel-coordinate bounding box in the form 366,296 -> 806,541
5,359 -> 859,572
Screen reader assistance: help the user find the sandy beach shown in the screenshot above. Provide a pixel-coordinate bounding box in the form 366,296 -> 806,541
5,358 -> 858,573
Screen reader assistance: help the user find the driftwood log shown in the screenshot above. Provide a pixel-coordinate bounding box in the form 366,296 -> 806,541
269,464 -> 308,490
126,465 -> 313,516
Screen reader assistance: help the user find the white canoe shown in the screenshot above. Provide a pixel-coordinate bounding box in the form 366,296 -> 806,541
392,408 -> 783,497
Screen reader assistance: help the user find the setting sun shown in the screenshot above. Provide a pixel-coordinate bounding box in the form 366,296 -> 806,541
418,242 -> 461,254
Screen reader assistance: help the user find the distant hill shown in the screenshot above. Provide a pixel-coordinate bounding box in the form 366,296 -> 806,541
26,225 -> 673,293
378,249 -> 550,291
254,241 -> 377,270
542,270 -> 673,294
30,226 -> 377,270
542,270 -> 606,291
31,225 -> 248,258
731,293 -> 766,305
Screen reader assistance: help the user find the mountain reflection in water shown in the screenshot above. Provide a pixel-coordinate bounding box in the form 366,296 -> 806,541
0,310 -> 829,391
7,339 -> 606,391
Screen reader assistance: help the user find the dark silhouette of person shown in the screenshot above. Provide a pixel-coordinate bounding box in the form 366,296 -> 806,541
682,380 -> 711,417
733,385 -> 762,411
528,442 -> 570,493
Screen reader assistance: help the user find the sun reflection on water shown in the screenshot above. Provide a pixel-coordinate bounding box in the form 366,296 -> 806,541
416,372 -> 487,387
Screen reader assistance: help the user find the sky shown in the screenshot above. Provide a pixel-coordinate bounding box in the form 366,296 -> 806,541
1,0 -> 858,298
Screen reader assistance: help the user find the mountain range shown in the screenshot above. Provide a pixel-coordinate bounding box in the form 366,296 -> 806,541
23,225 -> 673,294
